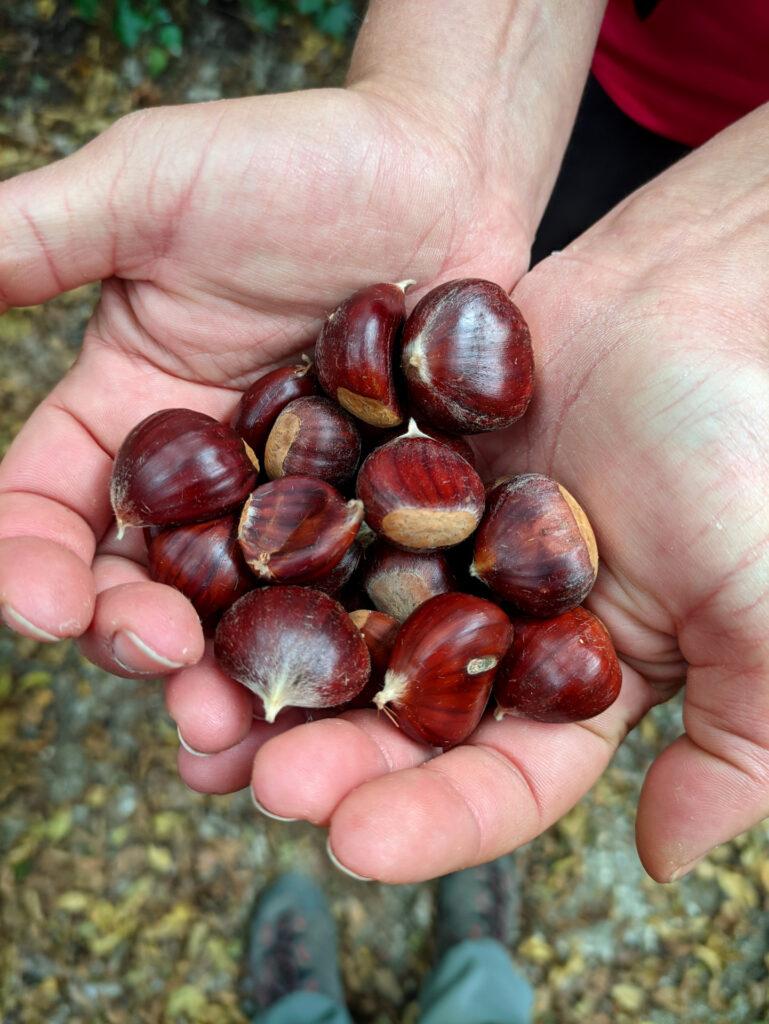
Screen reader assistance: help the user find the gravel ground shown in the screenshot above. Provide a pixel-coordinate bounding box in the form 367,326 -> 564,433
1,5 -> 768,1022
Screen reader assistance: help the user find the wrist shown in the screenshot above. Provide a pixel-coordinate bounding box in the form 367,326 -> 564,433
347,1 -> 608,243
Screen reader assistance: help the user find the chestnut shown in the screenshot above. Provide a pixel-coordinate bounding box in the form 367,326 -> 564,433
375,593 -> 513,749
264,396 -> 361,485
110,408 -> 259,537
344,609 -> 399,708
214,587 -> 370,721
356,420 -> 485,551
401,278 -> 534,433
362,540 -> 456,622
232,359 -> 317,455
315,281 -> 413,427
146,515 -> 254,630
494,607 -> 621,723
471,474 -> 598,616
238,476 -> 363,584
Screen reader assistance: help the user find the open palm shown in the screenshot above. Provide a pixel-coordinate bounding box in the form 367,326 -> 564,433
186,110 -> 767,886
0,87 -> 527,679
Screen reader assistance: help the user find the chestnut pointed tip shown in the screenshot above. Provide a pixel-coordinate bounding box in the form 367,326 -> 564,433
493,705 -> 507,722
115,520 -> 127,542
394,279 -> 417,293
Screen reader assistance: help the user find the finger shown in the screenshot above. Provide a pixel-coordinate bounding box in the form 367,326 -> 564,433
0,117 -> 141,307
637,629 -> 769,881
326,665 -> 653,883
179,716 -> 302,795
166,649 -> 254,754
251,712 -> 431,824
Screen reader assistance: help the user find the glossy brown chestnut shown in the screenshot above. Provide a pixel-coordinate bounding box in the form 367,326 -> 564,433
312,541 -> 363,595
146,515 -> 254,630
494,607 -> 621,723
401,278 -> 534,433
315,281 -> 413,427
239,476 -> 363,583
344,609 -> 400,709
264,396 -> 361,485
232,359 -> 317,455
362,540 -> 456,622
214,587 -> 370,721
110,408 -> 259,537
375,592 -> 512,749
471,474 -> 598,616
356,420 -> 485,550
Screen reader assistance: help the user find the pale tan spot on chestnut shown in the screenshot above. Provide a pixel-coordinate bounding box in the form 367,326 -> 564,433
264,412 -> 301,479
381,507 -> 480,550
558,484 -> 599,575
336,387 -> 402,428
242,440 -> 260,472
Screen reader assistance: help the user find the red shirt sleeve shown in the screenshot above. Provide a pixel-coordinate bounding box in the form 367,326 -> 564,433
593,0 -> 769,147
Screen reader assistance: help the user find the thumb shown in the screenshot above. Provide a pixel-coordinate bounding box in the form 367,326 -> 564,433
0,112 -> 150,309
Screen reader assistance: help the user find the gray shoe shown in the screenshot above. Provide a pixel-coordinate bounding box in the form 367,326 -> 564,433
435,855 -> 522,957
239,872 -> 346,1016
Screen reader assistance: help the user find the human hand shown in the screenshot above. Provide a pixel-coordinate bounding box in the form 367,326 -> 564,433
209,105 -> 767,884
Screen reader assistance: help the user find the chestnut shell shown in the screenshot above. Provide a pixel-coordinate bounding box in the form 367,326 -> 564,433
401,278 -> 534,434
494,607 -> 621,722
376,592 -> 513,749
362,540 -> 456,622
264,396 -> 361,485
110,408 -> 258,534
472,473 -> 598,616
232,361 -> 317,455
214,586 -> 371,721
146,515 -> 254,630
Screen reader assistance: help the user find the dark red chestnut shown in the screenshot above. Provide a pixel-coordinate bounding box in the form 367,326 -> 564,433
110,408 -> 259,537
146,515 -> 254,630
315,281 -> 413,427
363,540 -> 456,622
375,593 -> 512,749
214,587 -> 370,721
232,359 -> 317,455
238,476 -> 363,583
401,279 -> 534,434
471,474 -> 598,616
264,396 -> 361,485
356,420 -> 485,550
344,609 -> 400,708
494,608 -> 621,723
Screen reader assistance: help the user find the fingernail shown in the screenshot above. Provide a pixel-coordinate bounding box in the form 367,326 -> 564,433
112,630 -> 185,674
668,853 -> 706,882
1,604 -> 60,643
177,726 -> 212,758
250,787 -> 298,823
326,836 -> 372,882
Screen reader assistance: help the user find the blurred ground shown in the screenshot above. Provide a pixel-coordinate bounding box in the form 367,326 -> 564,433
1,4 -> 769,1023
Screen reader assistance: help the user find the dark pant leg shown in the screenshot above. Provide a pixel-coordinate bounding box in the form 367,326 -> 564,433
531,73 -> 691,265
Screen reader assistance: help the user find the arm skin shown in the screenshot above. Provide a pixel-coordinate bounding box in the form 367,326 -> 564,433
196,103 -> 769,886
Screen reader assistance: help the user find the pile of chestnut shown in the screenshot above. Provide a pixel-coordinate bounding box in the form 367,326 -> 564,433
110,279 -> 621,751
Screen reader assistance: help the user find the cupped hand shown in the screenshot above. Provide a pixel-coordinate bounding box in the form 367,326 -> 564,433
0,85 -> 528,678
235,107 -> 769,884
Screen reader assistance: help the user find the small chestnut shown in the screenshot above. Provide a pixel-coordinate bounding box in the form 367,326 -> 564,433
362,540 -> 456,622
493,607 -> 621,723
401,278 -> 534,434
356,420 -> 485,550
264,396 -> 361,485
146,515 -> 253,630
232,358 -> 317,455
110,408 -> 259,537
375,592 -> 513,749
344,609 -> 400,709
238,476 -> 363,583
471,474 -> 598,616
214,587 -> 370,721
315,281 -> 413,427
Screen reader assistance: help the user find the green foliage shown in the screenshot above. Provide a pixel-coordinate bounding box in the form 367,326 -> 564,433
243,0 -> 356,37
